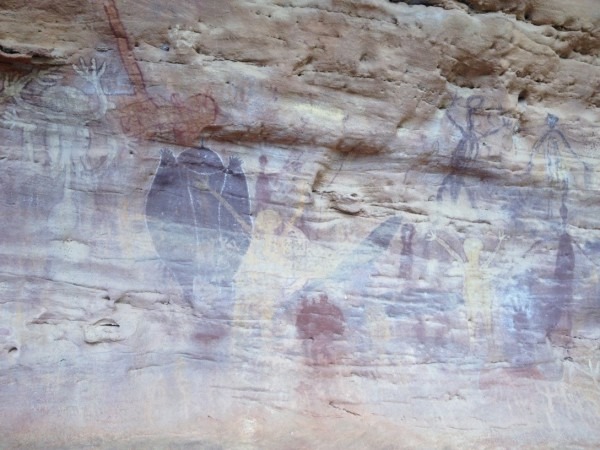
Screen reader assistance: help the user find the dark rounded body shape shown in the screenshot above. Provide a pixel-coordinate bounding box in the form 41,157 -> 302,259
146,146 -> 252,304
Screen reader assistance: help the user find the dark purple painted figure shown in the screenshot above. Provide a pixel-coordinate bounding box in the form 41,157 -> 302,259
399,223 -> 415,279
254,154 -> 274,214
437,95 -> 506,206
145,146 -> 252,304
548,201 -> 575,339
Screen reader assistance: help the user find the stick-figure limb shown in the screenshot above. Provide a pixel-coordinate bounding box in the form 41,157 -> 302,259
465,186 -> 477,209
426,231 -> 464,264
483,231 -> 507,269
571,237 -> 600,270
522,239 -> 543,258
528,132 -> 551,172
436,172 -> 454,202
479,120 -> 506,139
445,95 -> 466,136
556,131 -> 592,185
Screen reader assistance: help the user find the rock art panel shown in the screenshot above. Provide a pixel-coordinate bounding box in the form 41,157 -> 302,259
1,0 -> 600,447
0,54 -> 124,290
231,152 -> 319,343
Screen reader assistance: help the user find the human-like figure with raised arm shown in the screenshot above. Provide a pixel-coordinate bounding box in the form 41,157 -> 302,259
527,113 -> 590,218
437,95 -> 509,206
427,229 -> 506,356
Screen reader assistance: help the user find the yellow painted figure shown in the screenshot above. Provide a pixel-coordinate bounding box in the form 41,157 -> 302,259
427,231 -> 506,355
232,204 -> 330,339
233,209 -> 301,330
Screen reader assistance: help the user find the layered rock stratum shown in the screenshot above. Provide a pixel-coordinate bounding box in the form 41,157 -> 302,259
0,0 -> 599,448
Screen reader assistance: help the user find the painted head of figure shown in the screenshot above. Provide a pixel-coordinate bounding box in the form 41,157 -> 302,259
467,95 -> 485,111
546,114 -> 559,128
256,209 -> 282,235
259,154 -> 268,168
463,238 -> 483,263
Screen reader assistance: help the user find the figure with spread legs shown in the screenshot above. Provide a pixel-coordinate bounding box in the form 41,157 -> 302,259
527,113 -> 589,218
437,95 -> 509,206
427,229 -> 506,356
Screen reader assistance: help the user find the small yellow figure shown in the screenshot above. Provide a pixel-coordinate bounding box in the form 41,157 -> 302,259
427,230 -> 506,356
233,208 -> 303,328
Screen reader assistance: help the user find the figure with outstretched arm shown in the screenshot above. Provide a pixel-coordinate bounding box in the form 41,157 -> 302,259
528,114 -> 584,177
426,229 -> 506,357
437,95 -> 509,206
527,114 -> 590,217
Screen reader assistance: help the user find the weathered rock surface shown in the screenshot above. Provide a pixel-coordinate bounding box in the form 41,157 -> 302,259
0,0 -> 599,448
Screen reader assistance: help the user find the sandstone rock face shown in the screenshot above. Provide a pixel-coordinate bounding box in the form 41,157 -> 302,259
0,0 -> 599,448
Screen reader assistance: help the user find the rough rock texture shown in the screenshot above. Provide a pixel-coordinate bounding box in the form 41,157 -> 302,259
0,0 -> 599,448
